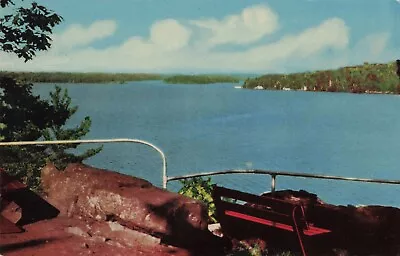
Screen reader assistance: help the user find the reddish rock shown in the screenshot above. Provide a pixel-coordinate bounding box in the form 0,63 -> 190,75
41,163 -> 217,248
0,216 -> 195,256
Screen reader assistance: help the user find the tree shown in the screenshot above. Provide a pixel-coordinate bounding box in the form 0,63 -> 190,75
0,0 -> 62,62
0,1 -> 102,190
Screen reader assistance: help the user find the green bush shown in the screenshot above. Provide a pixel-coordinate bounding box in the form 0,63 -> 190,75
0,77 -> 102,191
178,176 -> 217,223
228,240 -> 295,256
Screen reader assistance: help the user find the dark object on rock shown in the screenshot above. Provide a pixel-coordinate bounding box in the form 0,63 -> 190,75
41,163 -> 223,250
396,59 -> 400,79
0,169 -> 59,229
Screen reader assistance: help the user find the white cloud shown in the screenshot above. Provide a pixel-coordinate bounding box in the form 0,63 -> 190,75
331,32 -> 393,68
52,20 -> 117,51
190,4 -> 279,47
243,18 -> 349,64
150,19 -> 191,51
3,5 -> 393,74
355,32 -> 390,58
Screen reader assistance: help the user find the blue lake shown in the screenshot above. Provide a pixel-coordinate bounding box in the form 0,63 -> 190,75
34,81 -> 400,207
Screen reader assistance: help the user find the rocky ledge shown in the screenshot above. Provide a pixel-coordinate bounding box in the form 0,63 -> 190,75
2,164 -> 400,255
0,163 -> 225,256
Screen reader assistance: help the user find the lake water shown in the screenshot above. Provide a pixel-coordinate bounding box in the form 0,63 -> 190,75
33,81 -> 400,207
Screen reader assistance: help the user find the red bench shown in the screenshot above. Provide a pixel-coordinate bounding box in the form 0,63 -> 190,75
212,186 -> 331,256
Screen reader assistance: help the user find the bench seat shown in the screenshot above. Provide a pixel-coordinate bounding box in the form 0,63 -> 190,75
212,185 -> 332,256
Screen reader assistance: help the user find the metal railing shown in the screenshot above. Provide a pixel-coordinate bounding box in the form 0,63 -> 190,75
166,169 -> 400,192
3,139 -> 400,192
0,138 -> 168,187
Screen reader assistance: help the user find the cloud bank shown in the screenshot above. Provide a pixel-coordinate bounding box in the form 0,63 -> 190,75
0,4 -> 393,73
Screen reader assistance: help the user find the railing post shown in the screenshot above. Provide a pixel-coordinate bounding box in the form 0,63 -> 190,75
271,174 -> 277,193
163,173 -> 168,189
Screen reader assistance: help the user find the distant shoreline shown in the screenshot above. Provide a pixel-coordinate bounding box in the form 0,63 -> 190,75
245,86 -> 397,96
4,61 -> 399,94
243,61 -> 400,95
0,71 -> 246,85
0,71 -> 164,84
163,75 -> 242,84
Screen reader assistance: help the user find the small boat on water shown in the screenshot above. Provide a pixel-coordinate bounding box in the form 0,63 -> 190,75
234,86 -> 242,89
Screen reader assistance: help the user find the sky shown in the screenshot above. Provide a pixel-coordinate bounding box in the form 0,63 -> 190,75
1,0 -> 400,74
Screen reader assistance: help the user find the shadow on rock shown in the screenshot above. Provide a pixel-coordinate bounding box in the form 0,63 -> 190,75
0,238 -> 57,254
147,198 -> 230,255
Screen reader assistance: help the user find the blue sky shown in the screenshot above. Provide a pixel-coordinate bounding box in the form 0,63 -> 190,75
1,0 -> 400,73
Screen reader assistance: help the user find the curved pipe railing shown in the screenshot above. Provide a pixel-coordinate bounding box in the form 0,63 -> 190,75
0,138 -> 168,188
3,139 -> 400,192
166,169 -> 400,192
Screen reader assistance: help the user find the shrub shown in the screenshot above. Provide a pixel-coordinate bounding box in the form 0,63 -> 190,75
0,77 -> 102,191
178,176 -> 217,223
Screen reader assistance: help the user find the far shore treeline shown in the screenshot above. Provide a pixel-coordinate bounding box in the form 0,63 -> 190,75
2,61 -> 400,94
0,71 -> 164,84
0,71 -> 243,84
163,74 -> 242,84
244,61 -> 400,94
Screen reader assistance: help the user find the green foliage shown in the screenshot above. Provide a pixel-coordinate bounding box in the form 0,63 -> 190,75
41,86 -> 102,169
230,241 -> 264,256
178,177 -> 217,223
164,75 -> 241,84
0,0 -> 63,62
0,71 -> 165,84
243,61 -> 400,94
0,77 -> 102,190
0,122 -> 5,141
0,1 -> 101,191
229,242 -> 295,256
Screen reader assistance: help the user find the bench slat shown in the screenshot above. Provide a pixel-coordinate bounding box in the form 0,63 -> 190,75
216,200 -> 300,229
213,186 -> 297,215
303,225 -> 331,236
213,186 -> 332,256
224,210 -> 330,236
225,210 -> 295,232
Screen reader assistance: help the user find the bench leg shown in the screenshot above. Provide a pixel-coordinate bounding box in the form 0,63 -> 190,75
292,206 -> 307,256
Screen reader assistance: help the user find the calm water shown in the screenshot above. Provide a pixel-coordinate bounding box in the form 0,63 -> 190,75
33,81 -> 400,207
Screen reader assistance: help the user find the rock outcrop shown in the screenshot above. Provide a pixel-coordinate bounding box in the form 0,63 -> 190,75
41,163 -> 216,248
